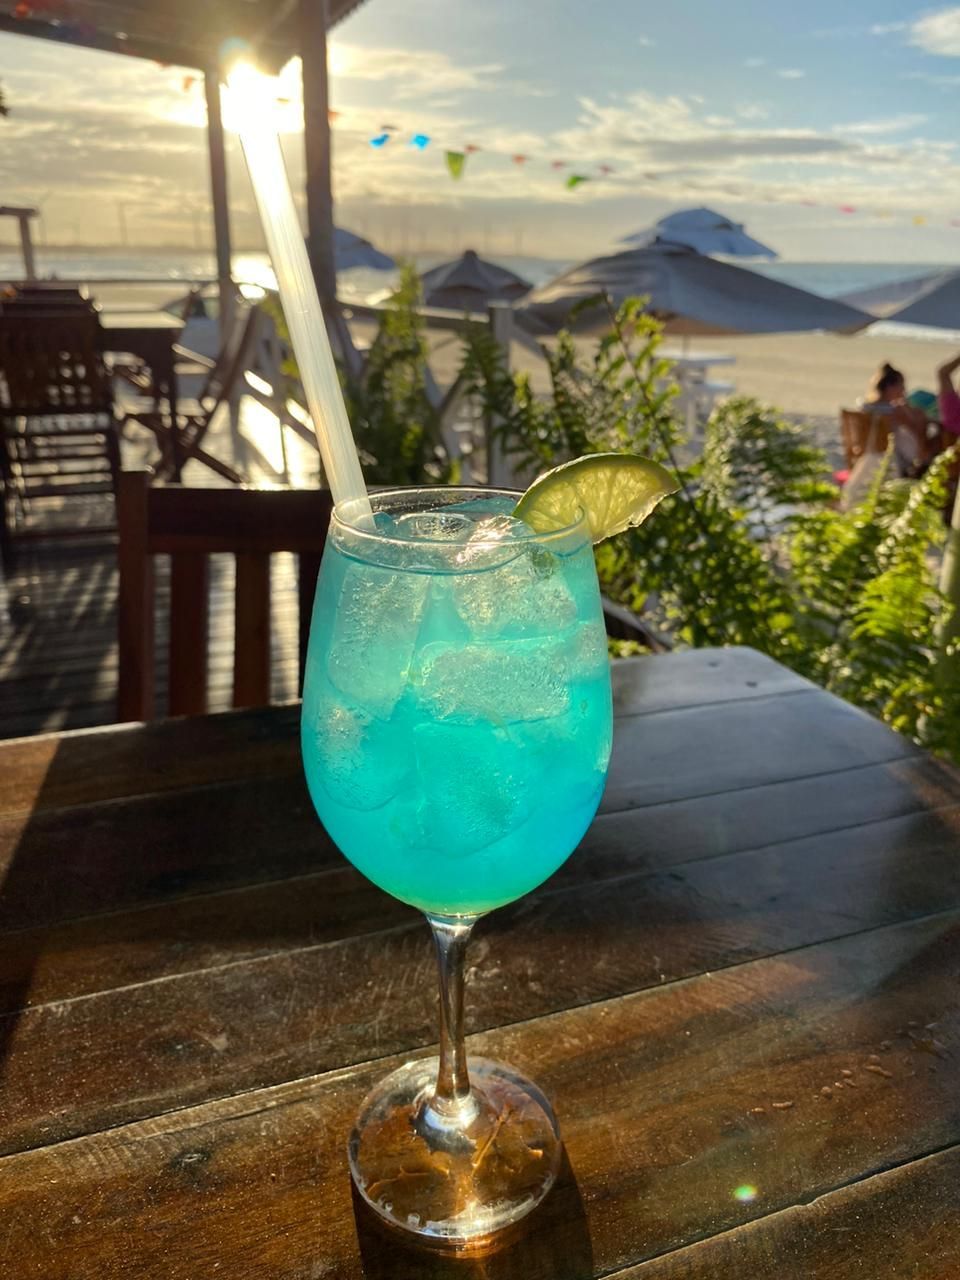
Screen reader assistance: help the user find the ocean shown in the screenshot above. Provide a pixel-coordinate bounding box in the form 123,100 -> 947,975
1,247 -> 957,342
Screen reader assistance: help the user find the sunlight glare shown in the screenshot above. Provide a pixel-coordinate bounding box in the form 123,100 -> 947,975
223,59 -> 304,135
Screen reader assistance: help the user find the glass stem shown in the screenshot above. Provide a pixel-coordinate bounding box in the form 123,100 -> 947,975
426,913 -> 478,1116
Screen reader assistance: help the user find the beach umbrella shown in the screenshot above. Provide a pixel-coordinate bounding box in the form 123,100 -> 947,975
621,207 -> 777,260
514,243 -> 870,337
419,249 -> 532,310
334,226 -> 394,272
841,269 -> 960,330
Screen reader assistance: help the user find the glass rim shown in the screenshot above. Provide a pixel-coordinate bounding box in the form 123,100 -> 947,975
331,485 -> 589,548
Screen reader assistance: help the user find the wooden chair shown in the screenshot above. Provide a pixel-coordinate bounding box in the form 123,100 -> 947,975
116,469 -> 333,722
839,409 -> 892,470
0,309 -> 121,567
122,305 -> 262,484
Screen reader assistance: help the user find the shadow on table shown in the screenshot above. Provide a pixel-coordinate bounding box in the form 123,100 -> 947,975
0,710 -> 331,1081
352,1147 -> 593,1280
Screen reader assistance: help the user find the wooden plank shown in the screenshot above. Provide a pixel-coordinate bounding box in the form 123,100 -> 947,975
147,485 -> 332,552
2,799 -> 960,1017
115,468 -> 153,722
0,682 -> 917,820
610,1145 -> 960,1279
167,551 -> 209,717
0,774 -> 331,932
1,748 -> 955,936
0,704 -> 304,818
3,802 -> 960,1155
0,912 -> 957,1279
233,552 -> 271,708
611,646 -> 813,716
601,689 -> 917,812
0,706 -> 942,936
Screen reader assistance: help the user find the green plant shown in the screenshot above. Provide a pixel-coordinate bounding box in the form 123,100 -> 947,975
265,264 -> 452,486
461,299 -> 959,760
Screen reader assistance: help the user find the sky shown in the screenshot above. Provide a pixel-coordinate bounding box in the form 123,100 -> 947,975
2,0 -> 960,261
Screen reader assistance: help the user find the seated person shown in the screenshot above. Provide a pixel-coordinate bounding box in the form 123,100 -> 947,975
859,362 -> 934,477
937,352 -> 960,440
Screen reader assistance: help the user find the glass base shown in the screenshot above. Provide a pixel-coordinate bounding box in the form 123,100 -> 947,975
348,1055 -> 562,1246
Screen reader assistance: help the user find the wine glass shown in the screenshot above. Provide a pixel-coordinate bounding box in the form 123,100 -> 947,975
301,486 -> 613,1245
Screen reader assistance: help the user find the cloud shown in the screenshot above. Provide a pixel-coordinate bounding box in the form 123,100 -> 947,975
910,7 -> 960,56
898,68 -> 960,86
834,113 -> 929,136
871,21 -> 908,35
777,69 -> 806,80
638,35 -> 656,47
737,103 -> 770,121
330,41 -> 504,98
744,57 -> 766,68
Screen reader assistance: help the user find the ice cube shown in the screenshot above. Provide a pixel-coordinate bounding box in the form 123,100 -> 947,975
393,722 -> 534,855
415,640 -> 570,723
326,562 -> 429,717
394,511 -> 474,542
302,682 -> 406,810
454,515 -> 533,571
561,621 -> 610,681
454,536 -> 578,639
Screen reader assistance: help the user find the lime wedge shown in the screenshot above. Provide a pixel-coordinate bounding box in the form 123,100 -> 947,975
514,453 -> 678,543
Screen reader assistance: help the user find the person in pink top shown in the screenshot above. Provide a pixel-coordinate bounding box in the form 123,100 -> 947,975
938,353 -> 960,438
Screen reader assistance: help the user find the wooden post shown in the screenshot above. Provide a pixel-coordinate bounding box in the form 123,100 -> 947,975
299,0 -> 336,307
17,211 -> 36,280
204,66 -> 235,342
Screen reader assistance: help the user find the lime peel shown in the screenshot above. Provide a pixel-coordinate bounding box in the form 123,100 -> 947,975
513,453 -> 679,544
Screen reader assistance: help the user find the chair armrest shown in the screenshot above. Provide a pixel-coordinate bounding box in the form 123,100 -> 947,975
172,344 -> 218,370
601,594 -> 672,653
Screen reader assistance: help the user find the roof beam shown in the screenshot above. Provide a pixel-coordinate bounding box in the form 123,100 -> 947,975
0,14 -> 206,68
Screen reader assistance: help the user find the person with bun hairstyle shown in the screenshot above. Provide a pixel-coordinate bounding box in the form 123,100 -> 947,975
860,362 -> 935,477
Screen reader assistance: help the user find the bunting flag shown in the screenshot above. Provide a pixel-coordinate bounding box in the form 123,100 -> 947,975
13,2 -> 31,16
328,109 -> 341,123
182,75 -> 196,93
325,109 -> 960,217
445,150 -> 466,180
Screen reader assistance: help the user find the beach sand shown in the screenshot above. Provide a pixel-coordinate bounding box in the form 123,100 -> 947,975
510,329 -> 958,469
350,315 -> 960,470
666,331 -> 959,420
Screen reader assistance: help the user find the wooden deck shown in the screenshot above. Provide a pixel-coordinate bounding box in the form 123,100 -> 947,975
0,394 -> 322,740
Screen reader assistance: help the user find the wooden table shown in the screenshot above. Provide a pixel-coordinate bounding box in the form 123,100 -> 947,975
99,309 -> 184,414
1,647 -> 959,1278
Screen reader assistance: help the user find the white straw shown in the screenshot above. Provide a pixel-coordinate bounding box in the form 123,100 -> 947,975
233,74 -> 371,517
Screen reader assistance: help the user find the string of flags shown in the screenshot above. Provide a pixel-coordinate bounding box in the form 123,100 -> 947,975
324,117 -> 605,190
314,106 -> 960,222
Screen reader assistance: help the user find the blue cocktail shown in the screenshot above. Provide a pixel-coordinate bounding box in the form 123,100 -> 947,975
301,486 -> 613,1243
